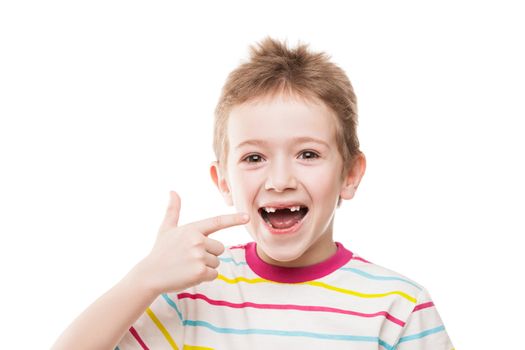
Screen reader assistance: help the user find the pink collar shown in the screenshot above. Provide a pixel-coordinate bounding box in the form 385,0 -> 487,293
245,241 -> 353,283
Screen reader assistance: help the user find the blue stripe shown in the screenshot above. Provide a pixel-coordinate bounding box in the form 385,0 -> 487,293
163,293 -> 395,348
183,319 -> 393,346
379,339 -> 396,350
162,276 -> 422,349
396,325 -> 445,344
340,267 -> 422,290
161,293 -> 183,321
219,257 -> 248,266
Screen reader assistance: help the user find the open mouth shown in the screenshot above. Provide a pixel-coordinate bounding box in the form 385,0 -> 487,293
258,205 -> 309,230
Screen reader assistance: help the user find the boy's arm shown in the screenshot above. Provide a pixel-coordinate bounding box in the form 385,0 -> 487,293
51,191 -> 249,350
50,262 -> 158,350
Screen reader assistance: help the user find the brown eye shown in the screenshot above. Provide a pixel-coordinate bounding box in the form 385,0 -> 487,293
243,154 -> 264,163
299,151 -> 319,160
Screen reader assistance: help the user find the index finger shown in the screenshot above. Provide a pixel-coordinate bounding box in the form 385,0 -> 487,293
189,213 -> 250,236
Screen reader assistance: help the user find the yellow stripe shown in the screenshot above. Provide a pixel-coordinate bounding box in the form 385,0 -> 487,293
146,307 -> 179,350
217,274 -> 416,303
217,275 -> 269,284
302,280 -> 416,303
183,345 -> 214,350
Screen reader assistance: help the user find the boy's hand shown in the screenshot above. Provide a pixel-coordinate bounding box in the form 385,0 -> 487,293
134,191 -> 249,295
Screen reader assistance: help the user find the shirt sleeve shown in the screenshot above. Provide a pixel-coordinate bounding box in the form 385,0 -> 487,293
394,288 -> 455,350
114,292 -> 185,350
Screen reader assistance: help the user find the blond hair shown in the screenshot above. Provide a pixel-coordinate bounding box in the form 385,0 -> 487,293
213,37 -> 361,174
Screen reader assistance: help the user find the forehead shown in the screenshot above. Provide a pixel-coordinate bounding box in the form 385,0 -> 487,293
227,94 -> 338,149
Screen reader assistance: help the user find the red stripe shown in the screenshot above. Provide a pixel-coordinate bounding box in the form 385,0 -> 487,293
228,243 -> 247,250
413,301 -> 434,312
352,256 -> 371,263
129,326 -> 149,350
178,292 -> 405,327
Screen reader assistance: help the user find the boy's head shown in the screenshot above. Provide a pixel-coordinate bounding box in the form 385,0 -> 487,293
210,38 -> 366,267
213,37 -> 361,177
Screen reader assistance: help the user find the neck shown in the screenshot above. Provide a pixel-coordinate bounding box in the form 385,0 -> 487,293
256,234 -> 337,268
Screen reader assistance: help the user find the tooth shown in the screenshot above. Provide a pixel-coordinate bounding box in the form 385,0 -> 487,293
290,206 -> 300,212
264,207 -> 276,213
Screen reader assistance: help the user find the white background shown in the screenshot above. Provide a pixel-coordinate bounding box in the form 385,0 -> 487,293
1,1 -> 524,348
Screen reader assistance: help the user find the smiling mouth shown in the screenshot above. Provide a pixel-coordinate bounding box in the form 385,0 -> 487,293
258,206 -> 309,229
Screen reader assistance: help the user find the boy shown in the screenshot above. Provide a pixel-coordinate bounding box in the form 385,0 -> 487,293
52,38 -> 454,350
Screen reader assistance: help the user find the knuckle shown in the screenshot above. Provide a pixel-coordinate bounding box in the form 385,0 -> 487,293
189,234 -> 205,247
191,249 -> 206,261
194,242 -> 205,252
195,264 -> 208,278
206,269 -> 218,281
211,257 -> 220,268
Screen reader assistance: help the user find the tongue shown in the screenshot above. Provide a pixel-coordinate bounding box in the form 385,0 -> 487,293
267,209 -> 303,229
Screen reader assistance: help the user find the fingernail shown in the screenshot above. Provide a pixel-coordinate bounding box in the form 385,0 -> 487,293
241,213 -> 249,221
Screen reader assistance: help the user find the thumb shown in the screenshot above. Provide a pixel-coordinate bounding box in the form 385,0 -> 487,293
159,190 -> 181,232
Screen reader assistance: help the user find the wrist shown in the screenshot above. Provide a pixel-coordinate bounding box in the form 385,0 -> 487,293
125,257 -> 163,299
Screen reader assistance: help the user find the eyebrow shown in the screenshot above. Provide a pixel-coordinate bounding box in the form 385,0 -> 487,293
235,137 -> 331,150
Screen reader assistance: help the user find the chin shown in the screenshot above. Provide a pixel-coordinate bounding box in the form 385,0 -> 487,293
258,239 -> 306,263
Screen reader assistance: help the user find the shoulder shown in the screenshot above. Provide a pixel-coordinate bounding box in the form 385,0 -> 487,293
340,251 -> 453,341
342,250 -> 427,303
350,257 -> 456,348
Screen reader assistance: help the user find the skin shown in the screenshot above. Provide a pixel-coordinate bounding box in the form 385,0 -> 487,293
51,91 -> 366,350
211,92 -> 366,267
51,193 -> 249,349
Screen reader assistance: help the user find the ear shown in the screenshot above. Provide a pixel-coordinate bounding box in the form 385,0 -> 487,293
339,153 -> 367,201
210,161 -> 233,206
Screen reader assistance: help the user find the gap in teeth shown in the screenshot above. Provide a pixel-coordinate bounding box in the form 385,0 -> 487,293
263,206 -> 301,213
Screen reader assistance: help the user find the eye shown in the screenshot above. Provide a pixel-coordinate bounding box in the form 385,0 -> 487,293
242,154 -> 265,163
298,150 -> 320,160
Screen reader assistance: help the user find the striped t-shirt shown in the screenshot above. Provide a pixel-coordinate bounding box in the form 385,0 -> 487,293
116,242 -> 454,350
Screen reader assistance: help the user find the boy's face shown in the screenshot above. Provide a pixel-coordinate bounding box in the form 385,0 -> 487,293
211,93 -> 365,267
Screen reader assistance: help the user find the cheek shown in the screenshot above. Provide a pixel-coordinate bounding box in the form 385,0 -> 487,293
305,176 -> 334,198
302,165 -> 343,198
230,172 -> 260,205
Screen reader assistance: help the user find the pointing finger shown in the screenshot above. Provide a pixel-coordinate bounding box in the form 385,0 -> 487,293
159,191 -> 181,232
190,213 -> 249,236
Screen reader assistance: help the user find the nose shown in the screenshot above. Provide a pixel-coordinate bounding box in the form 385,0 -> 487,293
264,157 -> 297,192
